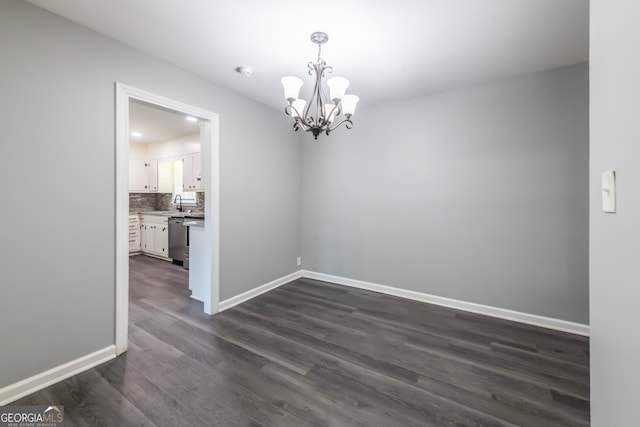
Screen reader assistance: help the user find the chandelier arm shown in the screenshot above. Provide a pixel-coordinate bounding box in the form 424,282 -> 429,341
326,103 -> 340,120
327,118 -> 354,132
284,104 -> 303,119
299,122 -> 312,131
293,119 -> 312,132
286,105 -> 312,132
285,99 -> 318,132
296,117 -> 311,131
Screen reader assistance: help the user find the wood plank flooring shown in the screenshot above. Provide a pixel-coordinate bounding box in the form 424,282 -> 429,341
14,255 -> 590,426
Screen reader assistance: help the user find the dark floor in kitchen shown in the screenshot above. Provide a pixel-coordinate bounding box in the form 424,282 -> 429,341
15,254 -> 590,426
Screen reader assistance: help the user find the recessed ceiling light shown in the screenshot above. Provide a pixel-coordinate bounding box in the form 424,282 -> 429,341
131,131 -> 142,137
186,116 -> 198,122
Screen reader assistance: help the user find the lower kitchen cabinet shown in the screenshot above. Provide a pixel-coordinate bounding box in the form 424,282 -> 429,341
129,215 -> 141,253
141,215 -> 169,258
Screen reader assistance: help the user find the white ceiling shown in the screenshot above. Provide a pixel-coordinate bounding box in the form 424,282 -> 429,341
26,0 -> 589,111
129,100 -> 199,144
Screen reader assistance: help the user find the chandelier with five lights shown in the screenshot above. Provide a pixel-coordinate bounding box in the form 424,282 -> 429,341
281,32 -> 359,139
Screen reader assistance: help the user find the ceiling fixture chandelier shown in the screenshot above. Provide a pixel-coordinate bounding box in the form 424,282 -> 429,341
281,32 -> 359,140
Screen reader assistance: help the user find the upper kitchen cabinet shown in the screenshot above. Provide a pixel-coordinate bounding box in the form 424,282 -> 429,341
129,159 -> 158,192
129,100 -> 201,193
128,132 -> 201,194
183,153 -> 202,191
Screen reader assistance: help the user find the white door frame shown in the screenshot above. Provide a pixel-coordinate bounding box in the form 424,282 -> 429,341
115,83 -> 220,355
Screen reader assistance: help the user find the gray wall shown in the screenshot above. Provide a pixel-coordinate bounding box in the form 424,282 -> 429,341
0,0 -> 301,388
590,0 -> 640,424
303,63 -> 589,323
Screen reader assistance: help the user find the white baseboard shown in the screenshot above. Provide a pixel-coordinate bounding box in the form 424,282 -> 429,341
0,345 -> 116,405
218,270 -> 303,312
301,270 -> 589,336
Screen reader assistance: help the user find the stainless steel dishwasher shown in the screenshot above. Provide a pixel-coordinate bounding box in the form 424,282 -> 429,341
168,217 -> 187,266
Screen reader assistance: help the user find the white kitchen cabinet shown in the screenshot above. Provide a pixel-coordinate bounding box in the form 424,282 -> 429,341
183,153 -> 202,191
148,160 -> 158,191
141,215 -> 169,258
188,224 -> 205,302
192,153 -> 201,190
129,159 -> 146,191
129,214 -> 141,253
129,159 -> 158,192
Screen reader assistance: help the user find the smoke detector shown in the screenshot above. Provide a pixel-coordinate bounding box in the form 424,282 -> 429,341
235,66 -> 253,77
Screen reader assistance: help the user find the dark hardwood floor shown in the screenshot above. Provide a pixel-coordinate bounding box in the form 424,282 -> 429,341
15,255 -> 590,426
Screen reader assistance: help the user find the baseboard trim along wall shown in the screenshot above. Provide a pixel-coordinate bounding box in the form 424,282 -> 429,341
301,270 -> 590,336
0,345 -> 116,405
0,269 -> 588,405
218,270 -> 303,312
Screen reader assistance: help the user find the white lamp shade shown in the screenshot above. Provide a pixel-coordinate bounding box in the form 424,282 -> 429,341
324,104 -> 338,123
291,99 -> 306,118
281,76 -> 303,102
327,76 -> 350,102
341,94 -> 359,117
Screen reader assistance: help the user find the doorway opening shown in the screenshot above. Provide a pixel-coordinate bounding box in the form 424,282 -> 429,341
115,83 -> 220,355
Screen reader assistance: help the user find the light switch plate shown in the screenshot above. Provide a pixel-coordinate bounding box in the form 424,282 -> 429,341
601,170 -> 616,213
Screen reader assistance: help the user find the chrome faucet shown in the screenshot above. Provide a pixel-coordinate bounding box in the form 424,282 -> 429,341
174,194 -> 183,212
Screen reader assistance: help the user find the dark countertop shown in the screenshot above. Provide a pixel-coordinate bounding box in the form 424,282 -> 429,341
183,219 -> 204,227
130,211 -> 205,219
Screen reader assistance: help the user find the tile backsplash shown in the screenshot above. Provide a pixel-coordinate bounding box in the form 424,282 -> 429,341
129,192 -> 205,213
157,193 -> 173,210
196,192 -> 205,211
129,193 -> 162,212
